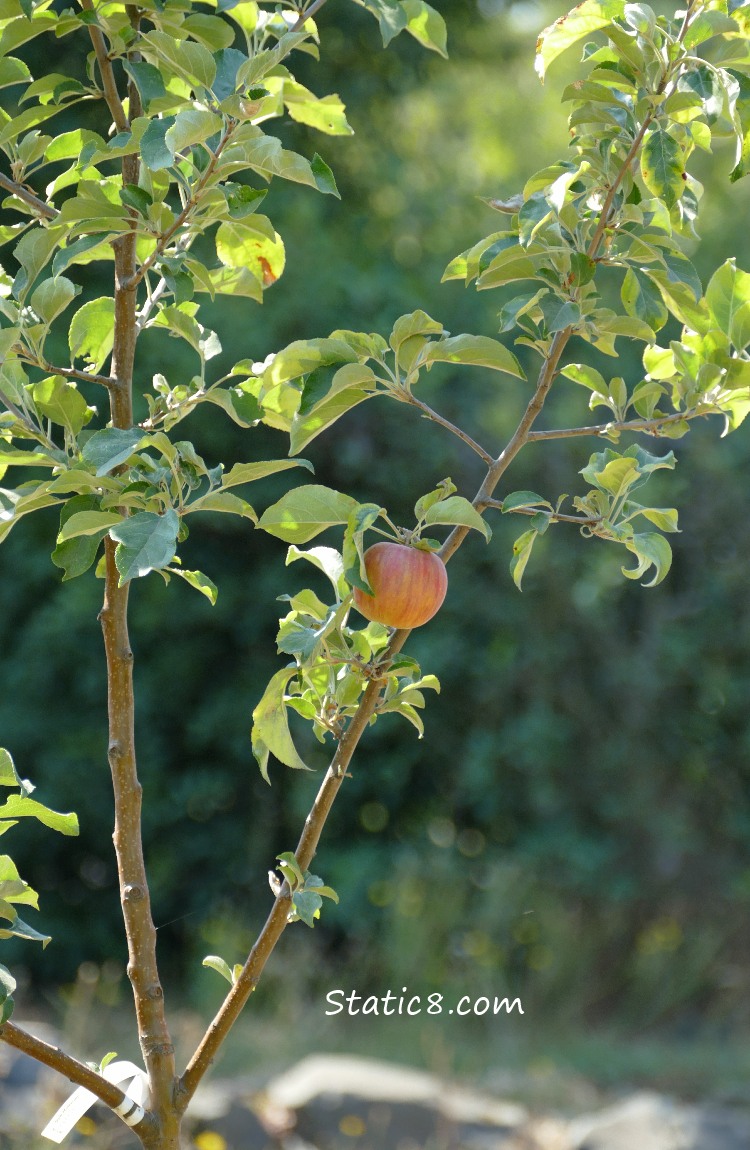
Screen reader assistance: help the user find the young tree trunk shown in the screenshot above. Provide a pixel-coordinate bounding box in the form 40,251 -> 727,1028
98,50 -> 179,1143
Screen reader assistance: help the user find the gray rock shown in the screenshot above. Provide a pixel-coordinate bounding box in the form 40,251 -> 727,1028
262,1054 -> 529,1150
186,1075 -> 283,1149
188,1099 -> 280,1150
568,1091 -> 750,1150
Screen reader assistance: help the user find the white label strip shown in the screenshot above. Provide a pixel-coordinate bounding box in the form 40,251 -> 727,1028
41,1060 -> 149,1143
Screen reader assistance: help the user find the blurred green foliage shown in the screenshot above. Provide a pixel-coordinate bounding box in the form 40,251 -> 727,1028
2,0 -> 750,1050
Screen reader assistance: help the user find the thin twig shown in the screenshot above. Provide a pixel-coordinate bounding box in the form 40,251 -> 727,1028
291,0 -> 331,33
17,354 -> 117,391
404,392 -> 494,464
526,409 -> 704,441
0,172 -> 58,220
0,394 -> 58,451
136,234 -> 194,331
484,498 -> 601,527
80,0 -> 129,133
125,128 -> 237,291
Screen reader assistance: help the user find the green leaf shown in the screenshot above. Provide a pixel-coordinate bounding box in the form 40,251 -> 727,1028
252,667 -> 310,782
56,509 -> 122,542
310,152 -> 339,197
510,528 -> 538,590
261,338 -> 358,387
215,219 -> 285,287
286,544 -> 346,598
212,46 -> 248,101
185,490 -> 257,520
400,0 -> 448,57
581,445 -> 675,496
122,60 -> 166,114
167,108 -> 223,154
142,31 -> 216,91
30,276 -> 77,325
390,310 -> 443,355
290,365 -> 378,454
420,334 -> 525,379
258,484 -> 359,544
0,911 -> 50,947
140,117 -> 176,171
221,458 -> 313,489
68,297 -> 115,371
705,259 -> 750,350
423,496 -> 491,541
154,306 -> 222,362
291,888 -> 323,927
276,851 -> 305,887
640,128 -> 685,210
167,567 -> 218,604
354,0 -> 407,46
110,509 -> 180,583
414,477 -> 456,521
224,184 -> 267,218
535,0 -> 624,80
0,750 -> 23,789
81,428 -> 145,476
634,506 -> 679,533
342,502 -> 383,591
621,267 -> 668,332
52,236 -> 113,278
501,491 -> 553,513
560,362 -> 608,396
0,962 -> 15,1024
51,494 -> 110,580
0,794 -> 78,835
32,376 -> 92,437
280,80 -> 353,136
621,531 -> 672,587
0,56 -> 30,89
202,954 -> 235,984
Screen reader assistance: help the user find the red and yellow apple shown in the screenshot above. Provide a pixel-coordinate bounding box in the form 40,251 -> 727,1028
351,541 -> 448,630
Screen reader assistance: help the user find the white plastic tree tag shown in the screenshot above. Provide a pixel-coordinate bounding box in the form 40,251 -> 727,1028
41,1060 -> 149,1143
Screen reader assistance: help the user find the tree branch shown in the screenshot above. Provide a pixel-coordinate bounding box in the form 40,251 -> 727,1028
178,633 -> 409,1107
0,1020 -> 155,1136
178,330 -> 572,1099
80,0 -> 129,134
179,0 -> 702,1110
0,172 -> 58,220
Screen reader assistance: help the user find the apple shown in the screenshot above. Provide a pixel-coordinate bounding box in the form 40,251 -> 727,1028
352,541 -> 448,629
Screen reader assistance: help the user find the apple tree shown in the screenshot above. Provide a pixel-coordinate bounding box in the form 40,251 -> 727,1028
0,0 -> 749,1147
